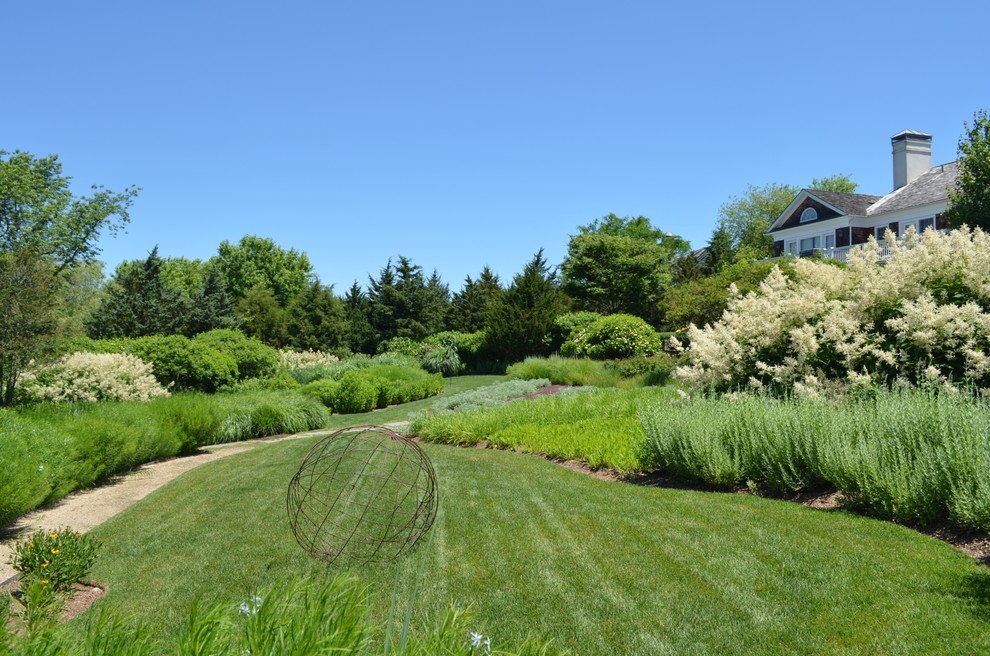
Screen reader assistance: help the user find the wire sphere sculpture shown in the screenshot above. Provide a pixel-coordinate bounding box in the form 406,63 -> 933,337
287,426 -> 438,566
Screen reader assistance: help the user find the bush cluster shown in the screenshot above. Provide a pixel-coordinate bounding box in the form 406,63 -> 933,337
639,387 -> 990,530
278,348 -> 340,371
507,356 -> 621,387
58,330 -> 278,394
18,352 -> 170,403
301,361 -> 443,413
0,390 -> 329,525
561,314 -> 663,360
677,227 -> 990,395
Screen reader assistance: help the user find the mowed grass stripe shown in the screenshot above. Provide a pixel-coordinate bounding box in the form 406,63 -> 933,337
80,421 -> 990,654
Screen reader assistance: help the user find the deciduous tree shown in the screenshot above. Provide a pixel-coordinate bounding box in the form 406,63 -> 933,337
947,109 -> 990,231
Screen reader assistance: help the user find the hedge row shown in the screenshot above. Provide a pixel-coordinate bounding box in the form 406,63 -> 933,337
0,390 -> 328,526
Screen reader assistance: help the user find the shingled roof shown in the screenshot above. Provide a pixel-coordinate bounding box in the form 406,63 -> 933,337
867,161 -> 959,215
806,190 -> 883,216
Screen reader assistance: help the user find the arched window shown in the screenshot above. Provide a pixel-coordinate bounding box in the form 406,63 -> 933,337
800,207 -> 818,223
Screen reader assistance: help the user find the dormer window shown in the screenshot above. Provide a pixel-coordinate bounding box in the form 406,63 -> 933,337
800,207 -> 818,223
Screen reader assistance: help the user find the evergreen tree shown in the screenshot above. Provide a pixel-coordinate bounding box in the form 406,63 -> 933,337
237,284 -> 287,347
703,226 -> 735,275
484,249 -> 566,362
367,256 -> 450,343
285,282 -> 349,352
450,266 -> 503,333
87,246 -> 188,338
343,281 -> 376,354
185,266 -> 238,336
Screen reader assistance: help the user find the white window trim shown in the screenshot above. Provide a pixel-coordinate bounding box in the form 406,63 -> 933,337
800,207 -> 818,223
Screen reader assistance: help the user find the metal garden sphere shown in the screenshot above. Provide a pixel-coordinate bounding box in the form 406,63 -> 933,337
286,426 -> 438,566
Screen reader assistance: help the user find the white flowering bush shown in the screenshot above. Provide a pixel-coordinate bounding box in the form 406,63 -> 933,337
19,352 -> 170,403
278,348 -> 340,371
561,314 -> 663,360
676,226 -> 990,395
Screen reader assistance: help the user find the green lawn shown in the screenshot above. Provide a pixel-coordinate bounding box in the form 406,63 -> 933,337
76,385 -> 990,654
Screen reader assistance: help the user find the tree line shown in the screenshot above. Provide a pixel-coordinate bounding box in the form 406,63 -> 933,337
2,109 -> 988,404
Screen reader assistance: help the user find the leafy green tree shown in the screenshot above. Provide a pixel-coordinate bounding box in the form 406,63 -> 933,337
0,150 -> 139,273
54,261 -> 105,340
237,284 -> 287,346
212,235 -> 314,305
561,214 -> 683,323
485,249 -> 566,362
717,183 -> 799,258
450,266 -> 503,333
716,175 -> 858,259
810,174 -> 858,193
87,246 -> 189,338
0,249 -> 58,404
0,150 -> 137,402
185,266 -> 238,335
285,282 -> 349,352
947,109 -> 990,230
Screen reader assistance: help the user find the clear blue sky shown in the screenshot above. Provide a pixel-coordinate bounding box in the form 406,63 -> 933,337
4,0 -> 987,293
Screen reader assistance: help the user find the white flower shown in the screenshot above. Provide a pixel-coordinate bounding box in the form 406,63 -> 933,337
469,631 -> 491,653
38,465 -> 44,472
239,595 -> 262,616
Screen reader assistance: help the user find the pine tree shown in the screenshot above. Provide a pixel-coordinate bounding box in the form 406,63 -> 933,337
185,266 -> 238,335
484,249 -> 565,362
450,266 -> 503,333
87,246 -> 188,338
285,282 -> 348,352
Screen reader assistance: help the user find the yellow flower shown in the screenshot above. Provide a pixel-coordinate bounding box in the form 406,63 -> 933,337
51,549 -> 59,554
49,533 -> 59,539
41,562 -> 49,568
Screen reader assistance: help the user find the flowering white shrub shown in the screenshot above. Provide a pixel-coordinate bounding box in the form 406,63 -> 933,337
278,349 -> 340,371
19,352 -> 170,403
676,226 -> 990,394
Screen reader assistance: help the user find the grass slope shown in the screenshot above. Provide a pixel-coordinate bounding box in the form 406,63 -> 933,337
80,426 -> 990,654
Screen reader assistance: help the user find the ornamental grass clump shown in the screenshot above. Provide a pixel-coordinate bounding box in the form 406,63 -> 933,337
639,387 -> 990,531
676,226 -> 990,396
18,352 -> 169,403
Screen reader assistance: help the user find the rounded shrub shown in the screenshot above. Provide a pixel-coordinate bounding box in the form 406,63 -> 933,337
333,371 -> 378,413
130,335 -> 238,392
301,379 -> 341,410
544,311 -> 604,352
562,314 -> 663,360
17,352 -> 170,403
194,329 -> 279,380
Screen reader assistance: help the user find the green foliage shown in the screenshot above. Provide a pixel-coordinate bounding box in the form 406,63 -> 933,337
378,336 -> 422,357
639,388 -> 990,530
193,330 -> 278,380
0,249 -> 59,405
419,378 -> 552,415
413,387 -> 660,475
544,311 -> 603,352
449,266 -> 503,333
561,215 -> 679,322
717,182 -> 799,258
284,281 -> 349,352
561,314 -> 662,360
605,353 -> 680,386
301,379 -> 340,409
333,370 -> 379,413
212,235 -> 314,305
185,266 -> 238,335
11,528 -> 99,591
660,258 -> 788,331
130,335 -> 238,392
236,284 -> 287,346
86,246 -> 189,339
0,150 -> 138,272
506,356 -> 621,387
53,261 -> 104,341
17,352 -> 169,403
484,250 -> 566,362
809,173 -> 858,193
367,256 -> 450,344
947,108 -> 990,230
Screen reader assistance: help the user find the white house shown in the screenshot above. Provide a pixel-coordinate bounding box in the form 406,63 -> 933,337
765,130 -> 958,261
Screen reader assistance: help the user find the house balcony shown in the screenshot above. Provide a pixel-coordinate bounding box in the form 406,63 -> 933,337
781,243 -> 894,264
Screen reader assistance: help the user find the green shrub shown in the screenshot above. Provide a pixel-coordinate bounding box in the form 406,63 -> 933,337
562,314 -> 662,360
0,411 -> 61,526
333,371 -> 378,413
377,336 -> 421,357
605,353 -> 680,386
194,329 -> 279,380
544,311 -> 604,352
236,370 -> 301,391
420,341 -> 461,376
130,335 -> 238,392
506,356 -> 621,387
301,379 -> 340,409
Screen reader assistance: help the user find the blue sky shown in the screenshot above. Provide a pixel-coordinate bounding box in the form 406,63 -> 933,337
4,0 -> 987,293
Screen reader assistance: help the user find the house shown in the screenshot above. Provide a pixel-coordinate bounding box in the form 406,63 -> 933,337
765,130 -> 958,261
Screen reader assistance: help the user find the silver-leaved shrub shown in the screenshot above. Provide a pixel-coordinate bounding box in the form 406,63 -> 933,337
19,352 -> 170,403
676,226 -> 990,395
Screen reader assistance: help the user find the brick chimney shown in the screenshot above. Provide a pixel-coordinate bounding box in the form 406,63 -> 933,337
891,130 -> 932,190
